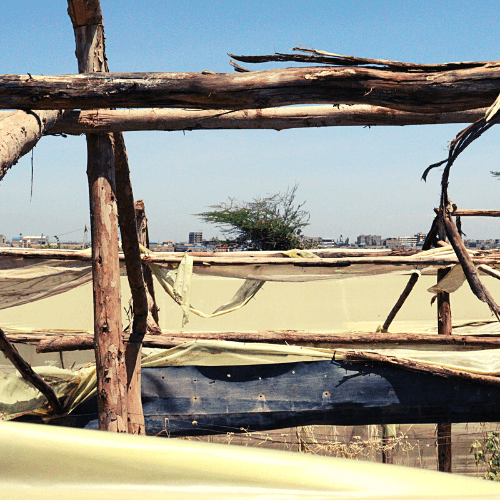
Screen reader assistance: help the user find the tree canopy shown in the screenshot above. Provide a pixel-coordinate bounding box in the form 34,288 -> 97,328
197,185 -> 310,250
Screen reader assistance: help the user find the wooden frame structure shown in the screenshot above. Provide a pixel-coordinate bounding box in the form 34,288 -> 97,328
1,0 -> 500,474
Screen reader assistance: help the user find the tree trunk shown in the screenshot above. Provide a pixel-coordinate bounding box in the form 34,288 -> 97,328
68,0 -> 128,432
1,64 -> 500,112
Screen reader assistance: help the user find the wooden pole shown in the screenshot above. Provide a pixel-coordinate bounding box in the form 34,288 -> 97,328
0,327 -> 63,414
437,267 -> 452,473
35,330 -> 500,353
43,106 -> 486,135
0,110 -> 64,181
2,64 -> 500,113
435,208 -> 500,217
68,0 -> 128,432
113,133 -> 148,435
381,272 -> 420,332
382,424 -> 396,464
134,200 -> 160,324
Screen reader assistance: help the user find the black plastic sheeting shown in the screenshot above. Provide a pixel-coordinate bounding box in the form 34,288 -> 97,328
35,360 -> 500,436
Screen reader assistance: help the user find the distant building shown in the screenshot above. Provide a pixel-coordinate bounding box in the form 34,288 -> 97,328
11,235 -> 24,247
357,235 -> 382,247
384,237 -> 401,249
11,235 -> 48,248
0,235 -> 5,247
189,232 -> 203,245
175,243 -> 207,252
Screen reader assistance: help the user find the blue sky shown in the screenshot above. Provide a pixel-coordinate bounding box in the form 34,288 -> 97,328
1,0 -> 499,243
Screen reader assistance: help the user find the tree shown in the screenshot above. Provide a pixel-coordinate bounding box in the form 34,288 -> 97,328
197,185 -> 310,250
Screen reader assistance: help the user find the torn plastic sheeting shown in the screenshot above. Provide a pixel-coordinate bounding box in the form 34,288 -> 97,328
148,253 -> 265,326
427,264 -> 467,294
3,340 -> 500,422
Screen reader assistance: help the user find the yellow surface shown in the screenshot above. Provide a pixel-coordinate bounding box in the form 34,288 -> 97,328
1,420 -> 500,500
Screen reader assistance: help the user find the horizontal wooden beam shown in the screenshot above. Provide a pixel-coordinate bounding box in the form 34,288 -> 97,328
435,208 -> 500,217
1,65 -> 500,113
1,247 -> 499,267
33,330 -> 500,353
45,106 -> 486,134
340,349 -> 500,387
0,110 -> 64,181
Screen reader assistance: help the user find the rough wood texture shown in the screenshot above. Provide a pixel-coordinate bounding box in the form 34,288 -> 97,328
2,64 -> 500,112
45,106 -> 486,135
437,267 -> 452,473
438,422 -> 452,473
87,134 -> 128,432
35,330 -> 500,353
68,0 -> 128,433
339,350 -> 500,387
0,327 -> 63,414
0,110 -> 63,181
113,133 -> 147,435
434,208 -> 500,217
381,272 -> 420,332
230,47 -> 495,72
437,267 -> 452,337
2,246 -> 500,267
134,200 -> 160,325
443,214 -> 500,317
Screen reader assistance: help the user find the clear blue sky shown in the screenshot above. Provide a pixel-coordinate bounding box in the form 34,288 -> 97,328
1,0 -> 499,243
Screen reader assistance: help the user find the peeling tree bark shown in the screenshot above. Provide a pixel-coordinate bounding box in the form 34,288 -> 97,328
113,132 -> 148,435
0,110 -> 64,181
1,65 -> 500,112
44,106 -> 486,135
68,0 -> 128,432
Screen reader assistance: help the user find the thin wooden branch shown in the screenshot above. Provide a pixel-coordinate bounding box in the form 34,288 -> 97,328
230,47 -> 495,72
479,264 -> 500,281
338,349 -> 500,387
381,272 -> 420,332
2,65 -> 500,113
0,110 -> 64,181
44,106 -> 486,135
0,327 -> 63,413
35,330 -> 500,353
135,200 -> 160,326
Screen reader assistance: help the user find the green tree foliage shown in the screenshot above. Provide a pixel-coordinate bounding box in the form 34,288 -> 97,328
197,185 -> 310,250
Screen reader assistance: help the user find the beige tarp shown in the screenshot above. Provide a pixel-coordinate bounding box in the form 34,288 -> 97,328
1,420 -> 499,499
0,246 -> 484,325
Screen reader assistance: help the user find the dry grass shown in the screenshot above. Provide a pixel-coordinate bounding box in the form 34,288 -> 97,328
177,422 -> 500,477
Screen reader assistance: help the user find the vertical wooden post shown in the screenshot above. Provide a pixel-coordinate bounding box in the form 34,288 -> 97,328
113,134 -> 148,435
67,0 -> 128,432
381,424 -> 395,464
135,200 -> 160,324
437,266 -> 452,472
